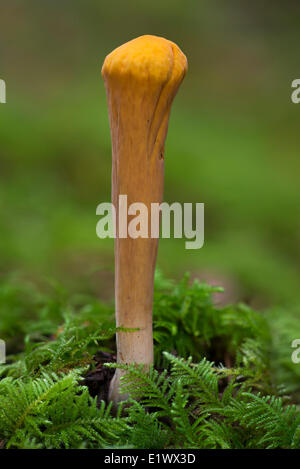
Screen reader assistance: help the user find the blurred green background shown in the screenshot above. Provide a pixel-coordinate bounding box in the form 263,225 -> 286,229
0,0 -> 300,308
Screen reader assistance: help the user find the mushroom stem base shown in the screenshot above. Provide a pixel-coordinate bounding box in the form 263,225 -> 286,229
108,326 -> 153,404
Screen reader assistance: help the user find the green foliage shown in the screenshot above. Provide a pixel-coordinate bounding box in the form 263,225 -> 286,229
0,371 -> 129,449
107,353 -> 300,449
153,272 -> 270,376
0,272 -> 299,449
0,276 -> 115,379
266,304 -> 300,400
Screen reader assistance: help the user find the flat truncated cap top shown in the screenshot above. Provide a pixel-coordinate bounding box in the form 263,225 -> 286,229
102,35 -> 187,86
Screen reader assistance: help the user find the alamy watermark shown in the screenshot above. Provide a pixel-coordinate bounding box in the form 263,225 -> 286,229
0,340 -> 6,364
291,339 -> 300,364
96,195 -> 204,249
291,79 -> 300,104
0,79 -> 6,103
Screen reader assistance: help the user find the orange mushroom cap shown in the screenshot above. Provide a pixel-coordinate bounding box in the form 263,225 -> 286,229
102,34 -> 187,86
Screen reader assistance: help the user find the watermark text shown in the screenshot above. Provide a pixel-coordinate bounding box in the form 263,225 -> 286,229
0,79 -> 6,103
291,79 -> 300,104
0,340 -> 6,364
96,196 -> 204,250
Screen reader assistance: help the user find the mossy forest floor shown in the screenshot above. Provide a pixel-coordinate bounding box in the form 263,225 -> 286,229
1,271 -> 300,449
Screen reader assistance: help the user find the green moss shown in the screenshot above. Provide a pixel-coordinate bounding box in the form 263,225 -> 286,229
0,272 -> 299,449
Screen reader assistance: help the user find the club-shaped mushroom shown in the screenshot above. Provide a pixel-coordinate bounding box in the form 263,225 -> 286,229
102,35 -> 187,403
